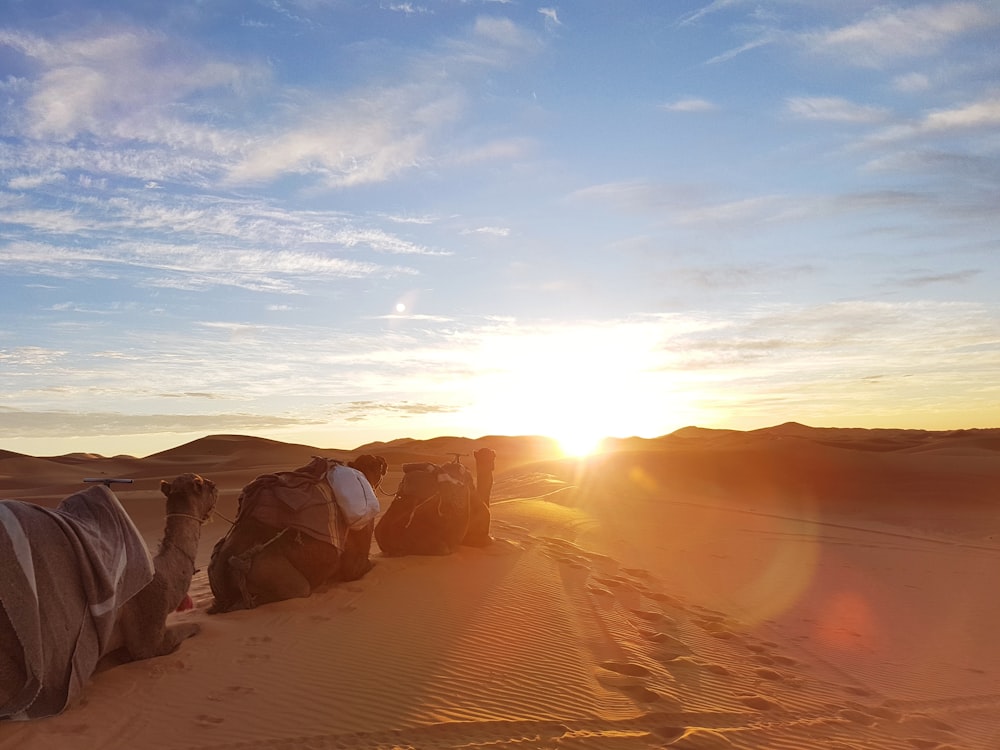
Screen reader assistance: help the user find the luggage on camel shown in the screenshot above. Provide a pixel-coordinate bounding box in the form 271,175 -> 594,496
375,457 -> 479,557
327,463 -> 380,529
207,455 -> 386,613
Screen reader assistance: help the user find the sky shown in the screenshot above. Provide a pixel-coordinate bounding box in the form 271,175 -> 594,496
1,0 -> 999,458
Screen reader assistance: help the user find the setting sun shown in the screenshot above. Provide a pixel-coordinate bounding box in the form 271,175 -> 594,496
462,320 -> 703,453
556,430 -> 605,457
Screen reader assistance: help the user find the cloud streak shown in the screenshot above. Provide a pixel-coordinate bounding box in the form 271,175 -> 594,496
803,2 -> 1000,68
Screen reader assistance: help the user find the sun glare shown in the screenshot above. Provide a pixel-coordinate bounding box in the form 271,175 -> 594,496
556,431 -> 605,457
467,322 -> 698,455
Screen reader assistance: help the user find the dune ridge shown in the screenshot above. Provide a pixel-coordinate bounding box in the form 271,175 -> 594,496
1,425 -> 998,749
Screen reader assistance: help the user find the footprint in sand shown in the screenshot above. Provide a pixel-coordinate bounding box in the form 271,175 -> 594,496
903,715 -> 956,733
641,631 -> 690,654
148,658 -> 190,678
631,608 -> 668,624
618,683 -> 663,703
621,567 -> 653,579
592,575 -> 625,588
907,739 -> 948,750
643,591 -> 685,608
659,656 -> 730,679
838,707 -> 877,726
548,552 -> 590,570
600,661 -> 652,678
207,685 -> 256,702
753,667 -> 784,681
708,630 -> 737,640
242,635 -> 273,646
652,725 -> 686,742
770,654 -> 799,667
195,714 -> 225,726
694,618 -> 741,642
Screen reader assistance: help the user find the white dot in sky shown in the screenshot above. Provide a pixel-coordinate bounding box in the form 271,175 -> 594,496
395,303 -> 406,313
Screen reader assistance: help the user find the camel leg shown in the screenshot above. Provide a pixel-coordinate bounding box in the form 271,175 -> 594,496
337,523 -> 374,582
244,550 -> 312,606
154,623 -> 201,656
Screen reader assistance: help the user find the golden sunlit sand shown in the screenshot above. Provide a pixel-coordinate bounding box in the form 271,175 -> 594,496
2,425 -> 999,749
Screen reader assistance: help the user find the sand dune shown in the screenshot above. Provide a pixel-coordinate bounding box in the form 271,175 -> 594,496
1,425 -> 998,749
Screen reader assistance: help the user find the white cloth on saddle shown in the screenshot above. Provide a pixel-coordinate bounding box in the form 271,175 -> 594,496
326,465 -> 380,530
0,485 -> 154,720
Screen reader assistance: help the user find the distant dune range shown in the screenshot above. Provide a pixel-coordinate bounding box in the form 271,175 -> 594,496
1,423 -> 999,749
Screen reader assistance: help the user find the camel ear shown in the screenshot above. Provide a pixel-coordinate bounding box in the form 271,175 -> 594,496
160,479 -> 171,497
379,456 -> 387,476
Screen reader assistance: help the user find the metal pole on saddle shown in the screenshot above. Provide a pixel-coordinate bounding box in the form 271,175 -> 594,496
447,452 -> 470,465
83,478 -> 134,487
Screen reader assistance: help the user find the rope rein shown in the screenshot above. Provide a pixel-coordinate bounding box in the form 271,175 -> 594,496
165,512 -> 211,525
211,508 -> 236,526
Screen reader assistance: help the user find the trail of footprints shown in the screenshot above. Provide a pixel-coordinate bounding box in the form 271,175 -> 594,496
529,531 -> 998,749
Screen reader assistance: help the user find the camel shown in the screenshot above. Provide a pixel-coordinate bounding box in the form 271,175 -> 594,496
207,454 -> 387,613
375,448 -> 495,556
105,473 -> 218,661
0,473 -> 217,719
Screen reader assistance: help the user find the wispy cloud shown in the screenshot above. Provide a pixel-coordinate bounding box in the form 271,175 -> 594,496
679,263 -> 817,290
868,95 -> 1000,143
387,3 -> 431,15
1,17 -> 542,194
705,34 -> 777,65
538,8 -> 561,27
786,96 -> 889,124
675,0 -> 743,28
224,86 -> 462,188
893,269 -> 982,288
660,98 -> 717,113
569,180 -> 808,228
462,226 -> 510,237
803,2 -> 1000,68
0,28 -> 266,144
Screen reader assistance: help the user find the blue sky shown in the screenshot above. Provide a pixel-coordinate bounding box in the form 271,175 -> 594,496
2,0 -> 998,457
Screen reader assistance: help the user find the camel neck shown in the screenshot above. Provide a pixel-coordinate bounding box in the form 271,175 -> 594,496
160,514 -> 201,557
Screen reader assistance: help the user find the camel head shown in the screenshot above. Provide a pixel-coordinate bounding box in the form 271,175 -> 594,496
473,447 -> 496,471
348,454 -> 388,491
159,473 -> 218,521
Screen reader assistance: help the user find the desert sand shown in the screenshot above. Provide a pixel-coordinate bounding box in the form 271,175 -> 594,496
1,424 -> 998,749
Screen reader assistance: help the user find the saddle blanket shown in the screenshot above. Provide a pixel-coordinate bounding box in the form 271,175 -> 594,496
0,485 -> 153,720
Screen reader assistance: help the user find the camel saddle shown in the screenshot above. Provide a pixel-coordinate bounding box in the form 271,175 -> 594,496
235,456 -> 347,550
